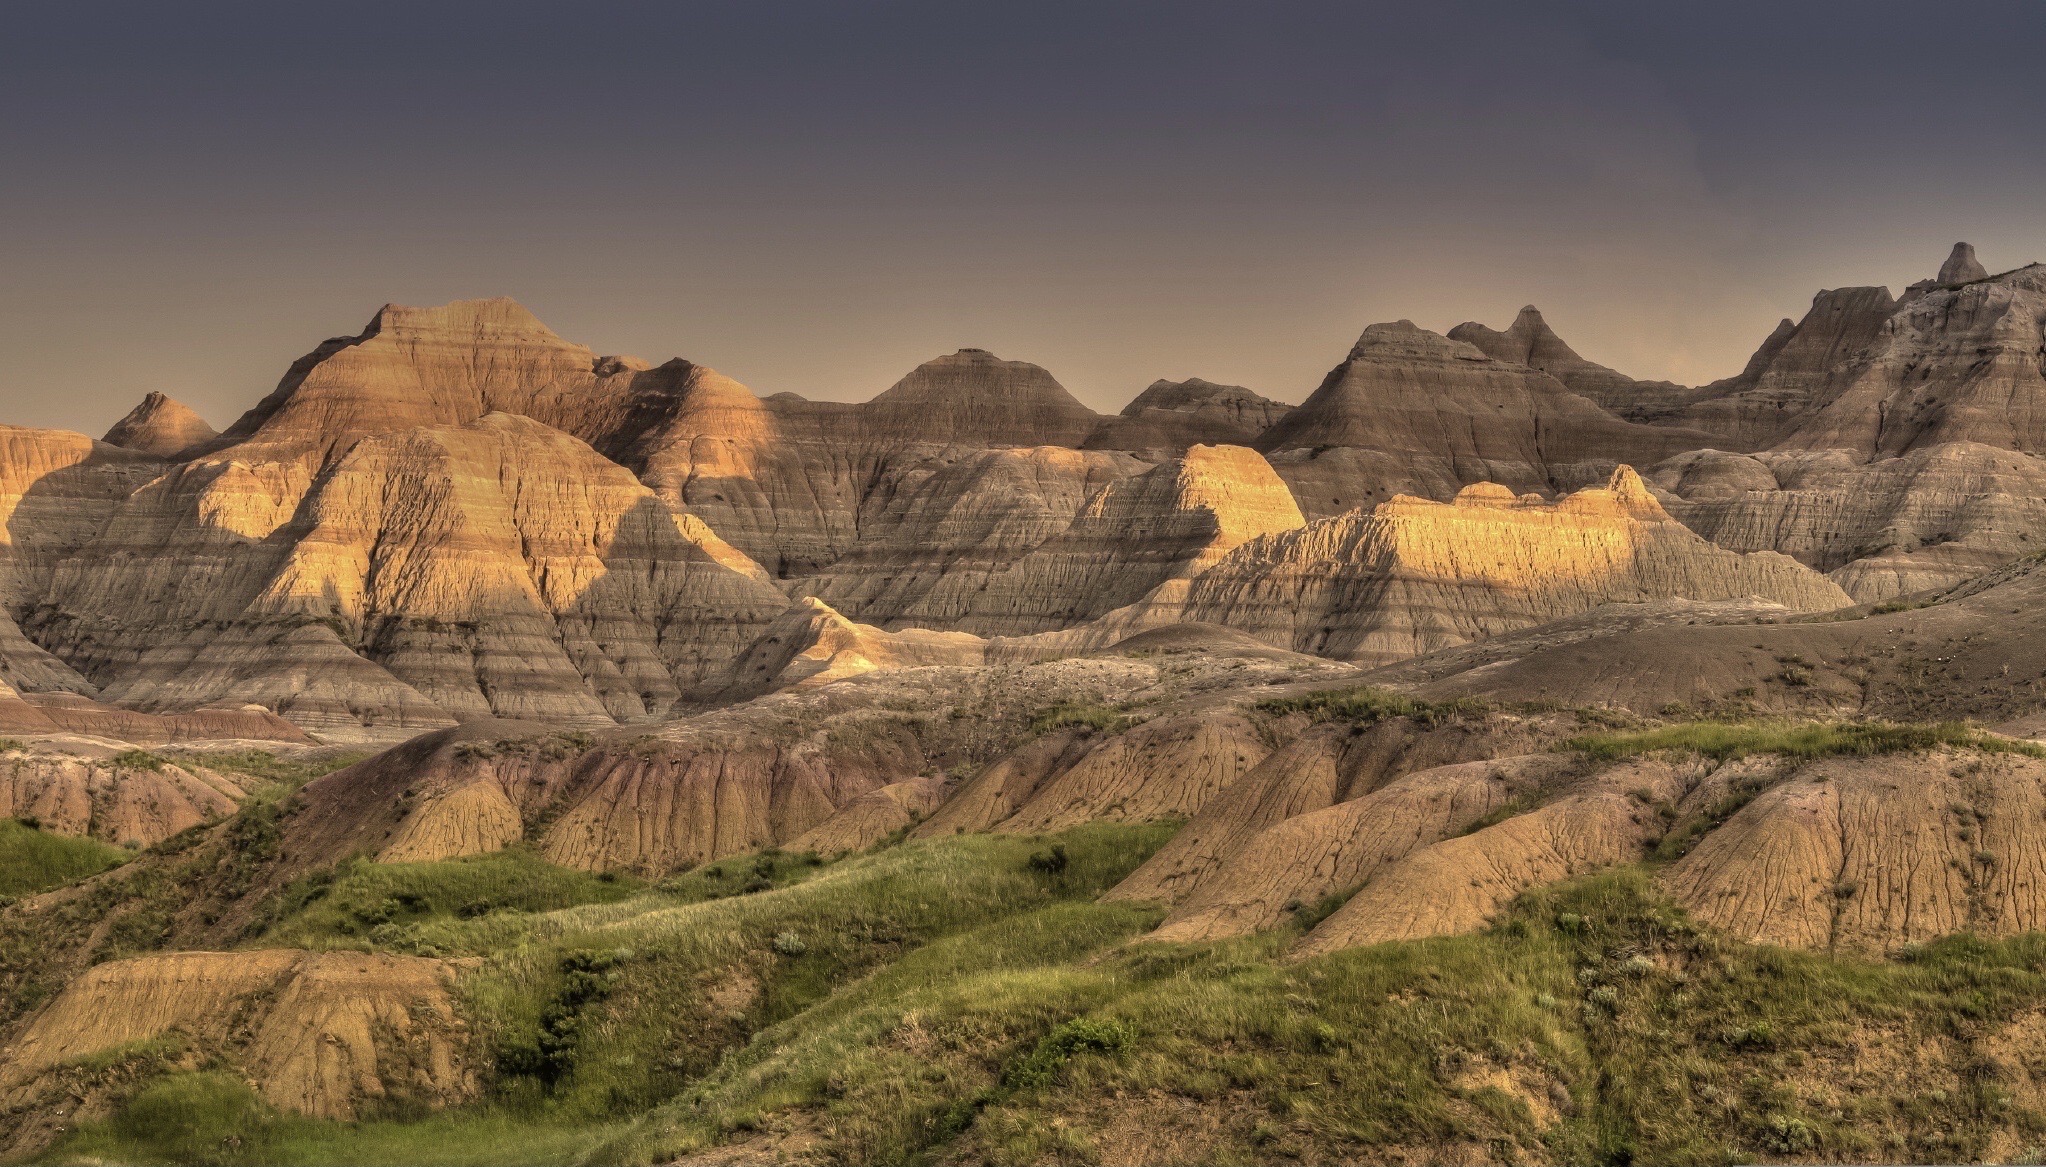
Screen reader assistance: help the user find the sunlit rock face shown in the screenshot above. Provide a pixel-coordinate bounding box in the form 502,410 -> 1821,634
1176,467 -> 1848,665
49,412 -> 789,736
101,392 -> 218,459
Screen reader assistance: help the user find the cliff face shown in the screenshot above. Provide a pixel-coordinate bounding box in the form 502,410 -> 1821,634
1178,467 -> 1848,664
39,413 -> 789,737
1650,251 -> 2046,599
1256,321 -> 1717,517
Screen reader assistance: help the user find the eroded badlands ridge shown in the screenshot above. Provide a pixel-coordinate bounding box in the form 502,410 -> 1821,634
16,251 -> 2019,736
17,244 -> 2046,1164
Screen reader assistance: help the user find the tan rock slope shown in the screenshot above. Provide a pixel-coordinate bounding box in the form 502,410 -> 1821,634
1174,466 -> 1847,664
100,392 -> 217,458
1663,749 -> 2046,954
33,411 -> 790,738
1401,534 -> 2046,723
1646,246 -> 2046,599
0,736 -> 251,847
950,444 -> 1306,636
0,948 -> 474,1147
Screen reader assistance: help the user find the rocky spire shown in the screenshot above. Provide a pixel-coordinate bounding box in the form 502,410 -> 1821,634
1936,242 -> 1988,285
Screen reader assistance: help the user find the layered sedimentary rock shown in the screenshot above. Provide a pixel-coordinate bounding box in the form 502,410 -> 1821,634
792,445 -> 1144,622
100,392 -> 217,458
1294,757 -> 1691,952
949,444 -> 1305,636
1449,305 -> 1688,415
0,737 -> 251,846
31,412 -> 790,738
1664,750 -> 2046,954
1174,467 -> 1847,665
1650,253 -> 2046,598
1107,714 -> 1554,916
1084,378 -> 1292,455
0,950 -> 474,1129
1256,321 -> 1716,517
712,597 -> 985,700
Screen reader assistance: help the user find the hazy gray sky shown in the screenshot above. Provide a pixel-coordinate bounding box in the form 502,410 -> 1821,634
3,1 -> 2043,433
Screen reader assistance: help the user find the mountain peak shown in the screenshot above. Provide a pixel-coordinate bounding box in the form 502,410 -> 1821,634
864,350 -> 1102,445
100,391 -> 217,458
1937,242 -> 1988,285
366,297 -> 565,342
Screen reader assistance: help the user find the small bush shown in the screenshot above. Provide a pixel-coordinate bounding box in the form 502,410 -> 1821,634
1004,1018 -> 1132,1090
1027,843 -> 1070,876
772,930 -> 808,956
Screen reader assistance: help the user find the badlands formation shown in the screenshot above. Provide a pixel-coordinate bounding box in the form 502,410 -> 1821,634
15,244 -> 2046,1162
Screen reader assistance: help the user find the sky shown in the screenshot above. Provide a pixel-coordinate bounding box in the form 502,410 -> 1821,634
4,0 -> 2045,433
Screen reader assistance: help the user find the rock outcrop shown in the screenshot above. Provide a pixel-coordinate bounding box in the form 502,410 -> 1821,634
100,392 -> 217,458
1255,321 -> 1717,517
1449,305 -> 1688,413
949,444 -> 1305,636
0,736 -> 252,847
1664,750 -> 2046,954
1174,467 -> 1848,665
1084,378 -> 1292,454
30,412 -> 791,737
0,949 -> 475,1138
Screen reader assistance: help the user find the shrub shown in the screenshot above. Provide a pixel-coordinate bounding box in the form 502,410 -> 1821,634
110,749 -> 167,772
1003,1017 -> 1132,1090
772,930 -> 807,957
1027,843 -> 1069,876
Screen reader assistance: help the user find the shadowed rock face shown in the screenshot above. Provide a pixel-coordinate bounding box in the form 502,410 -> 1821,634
1084,377 -> 1293,454
1256,321 -> 1719,517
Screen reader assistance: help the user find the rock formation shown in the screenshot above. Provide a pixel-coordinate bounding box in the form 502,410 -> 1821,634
1084,377 -> 1292,454
100,392 -> 217,458
1255,321 -> 1717,517
0,949 -> 474,1132
1174,467 -> 1848,665
1449,305 -> 1688,413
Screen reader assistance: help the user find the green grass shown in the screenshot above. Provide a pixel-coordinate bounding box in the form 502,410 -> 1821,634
256,848 -> 643,953
38,833 -> 2046,1165
0,818 -> 128,898
1256,684 -> 1488,726
168,747 -> 376,786
594,869 -> 2046,1166
40,823 -> 1176,1166
1567,718 -> 2046,762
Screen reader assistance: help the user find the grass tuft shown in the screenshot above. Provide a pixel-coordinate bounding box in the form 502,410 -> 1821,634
0,818 -> 129,897
1567,718 -> 2046,762
1256,684 -> 1487,726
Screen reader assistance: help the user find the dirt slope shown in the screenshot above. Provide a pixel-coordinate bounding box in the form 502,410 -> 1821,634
0,949 -> 474,1153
